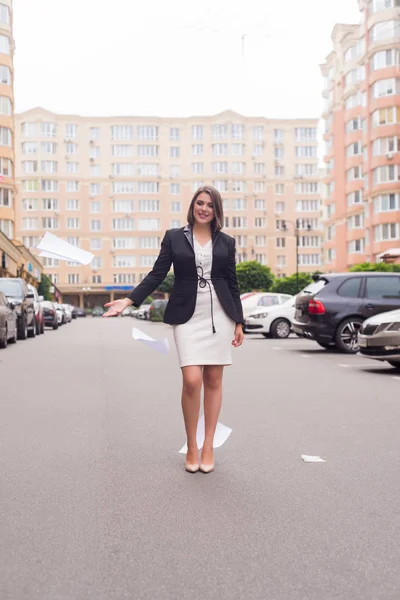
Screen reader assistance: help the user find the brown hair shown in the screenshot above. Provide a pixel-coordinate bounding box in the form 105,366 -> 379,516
187,185 -> 224,232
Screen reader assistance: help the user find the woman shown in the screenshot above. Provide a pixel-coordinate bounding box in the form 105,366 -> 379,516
104,186 -> 244,474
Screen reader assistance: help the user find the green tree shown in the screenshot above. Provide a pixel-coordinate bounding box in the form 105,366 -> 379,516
271,273 -> 313,295
349,262 -> 400,273
157,272 -> 175,293
235,261 -> 274,293
38,274 -> 52,301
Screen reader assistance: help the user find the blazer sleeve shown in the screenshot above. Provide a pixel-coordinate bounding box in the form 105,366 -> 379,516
127,230 -> 172,307
226,238 -> 244,324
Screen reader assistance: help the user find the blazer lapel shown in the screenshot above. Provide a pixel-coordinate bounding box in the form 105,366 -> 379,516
183,224 -> 194,253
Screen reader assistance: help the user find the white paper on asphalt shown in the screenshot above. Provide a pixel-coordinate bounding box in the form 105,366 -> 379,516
36,232 -> 95,265
301,455 -> 326,463
179,414 -> 232,453
132,327 -> 169,355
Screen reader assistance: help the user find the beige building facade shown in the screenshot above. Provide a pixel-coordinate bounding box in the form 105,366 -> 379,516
14,107 -> 322,306
321,0 -> 400,271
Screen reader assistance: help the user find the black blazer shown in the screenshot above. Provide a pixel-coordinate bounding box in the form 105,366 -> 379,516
127,226 -> 244,325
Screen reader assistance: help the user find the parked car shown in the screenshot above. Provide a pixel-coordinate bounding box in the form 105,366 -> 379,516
27,283 -> 45,335
0,291 -> 18,348
72,307 -> 86,318
41,300 -> 59,330
244,296 -> 296,339
241,292 -> 293,319
149,299 -> 168,322
92,306 -> 104,317
62,304 -> 72,323
292,273 -> 400,353
134,304 -> 151,320
358,308 -> 400,370
54,303 -> 66,325
0,277 -> 36,340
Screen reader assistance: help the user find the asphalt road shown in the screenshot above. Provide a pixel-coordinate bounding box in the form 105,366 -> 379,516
1,317 -> 400,600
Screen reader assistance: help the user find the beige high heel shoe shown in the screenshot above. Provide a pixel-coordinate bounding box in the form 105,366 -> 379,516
199,463 -> 214,474
185,463 -> 200,473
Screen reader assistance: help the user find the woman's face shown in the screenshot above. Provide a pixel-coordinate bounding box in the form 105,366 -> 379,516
192,192 -> 215,226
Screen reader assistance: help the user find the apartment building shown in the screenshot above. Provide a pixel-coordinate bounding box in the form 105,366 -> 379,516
321,0 -> 400,271
14,108 -> 322,307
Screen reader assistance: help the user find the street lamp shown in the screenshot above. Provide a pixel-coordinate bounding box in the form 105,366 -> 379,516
281,219 -> 312,293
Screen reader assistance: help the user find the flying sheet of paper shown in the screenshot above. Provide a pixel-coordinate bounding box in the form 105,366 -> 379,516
179,414 -> 232,453
132,327 -> 169,355
36,232 -> 95,265
301,455 -> 326,463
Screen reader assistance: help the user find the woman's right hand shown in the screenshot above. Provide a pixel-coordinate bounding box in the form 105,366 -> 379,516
103,297 -> 132,317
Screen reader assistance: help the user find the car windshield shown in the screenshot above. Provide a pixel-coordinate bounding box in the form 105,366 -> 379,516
301,280 -> 327,295
0,280 -> 22,298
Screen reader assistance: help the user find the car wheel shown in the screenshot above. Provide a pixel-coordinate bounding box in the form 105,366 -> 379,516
35,318 -> 40,335
0,327 -> 7,349
262,333 -> 270,338
40,319 -> 45,334
270,318 -> 291,339
387,361 -> 400,371
28,319 -> 36,338
335,318 -> 363,354
18,316 -> 28,340
53,321 -> 59,330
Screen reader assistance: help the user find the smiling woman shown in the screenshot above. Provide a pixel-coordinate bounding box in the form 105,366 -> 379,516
103,185 -> 244,475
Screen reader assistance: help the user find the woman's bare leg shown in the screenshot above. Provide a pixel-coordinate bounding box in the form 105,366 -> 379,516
181,366 -> 203,463
201,365 -> 224,465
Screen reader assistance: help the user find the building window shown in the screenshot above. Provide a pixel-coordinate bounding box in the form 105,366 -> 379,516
274,165 -> 285,177
232,181 -> 245,192
170,165 -> 180,177
113,255 -> 136,268
298,254 -> 321,266
139,200 -> 159,212
213,180 -> 228,192
370,0 -> 400,14
372,136 -> 400,155
295,182 -> 319,194
373,164 -> 400,184
137,163 -> 159,176
42,180 -> 58,192
296,146 -> 317,158
192,181 -> 204,192
232,143 -> 245,156
255,236 -> 266,246
90,219 -> 101,231
171,202 -> 180,212
111,126 -> 133,140
295,127 -> 317,141
137,126 -> 158,140
374,193 -> 400,212
213,143 -> 229,156
372,106 -> 400,126
231,124 -> 245,139
252,144 -> 263,156
92,275 -> 102,284
192,125 -> 203,140
0,96 -> 11,116
90,165 -> 101,177
253,126 -> 264,140
67,181 -> 79,192
374,223 -> 400,241
298,236 -> 320,248
254,163 -> 265,175
370,20 -> 400,42
275,201 -> 285,213
371,78 -> 400,99
139,256 -> 156,267
42,198 -> 58,210
90,127 -> 100,141
22,236 -> 40,247
296,163 -> 318,177
192,144 -> 204,155
90,201 -> 101,213
138,182 -> 159,194
112,144 -> 134,157
22,142 -> 38,155
67,199 -> 79,211
41,161 -> 57,173
276,237 -> 286,248
67,218 -> 80,229
113,273 -> 135,284
90,147 -> 100,159
138,145 -> 158,157
255,217 -> 266,228
137,218 -> 160,231
112,181 -> 134,194
65,142 -> 78,155
68,274 -> 80,284
233,235 -> 247,248
296,200 -> 320,212
113,218 -> 134,231
277,255 -> 287,268
21,198 -> 37,210
112,199 -> 133,212
274,147 -> 284,160
41,122 -> 57,137
90,238 -> 102,250
169,127 -> 180,141
0,64 -> 11,84
112,237 -> 135,249
170,146 -> 180,158
192,162 -> 204,173
348,239 -> 365,254
22,161 -> 37,174
371,48 -> 400,70
232,198 -> 247,210
65,124 -> 78,139
212,162 -> 228,174
0,188 -> 11,207
0,34 -> 10,55
171,219 -> 181,228
232,217 -> 247,228
232,162 -> 245,175
254,182 -> 265,193
274,129 -> 284,142
112,163 -> 134,176
139,237 -> 160,249
254,198 -> 265,210
22,180 -> 39,192
0,126 -> 11,146
67,162 -> 79,174
42,217 -> 58,229
347,190 -> 363,205
212,124 -> 229,139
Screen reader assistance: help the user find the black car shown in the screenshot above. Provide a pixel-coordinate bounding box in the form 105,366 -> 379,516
41,301 -> 59,330
72,307 -> 86,318
0,291 -> 17,348
0,278 -> 36,340
292,273 -> 400,353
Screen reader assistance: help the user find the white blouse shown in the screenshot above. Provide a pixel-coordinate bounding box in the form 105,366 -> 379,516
194,237 -> 213,293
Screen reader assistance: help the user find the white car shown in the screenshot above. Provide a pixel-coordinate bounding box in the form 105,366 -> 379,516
244,296 -> 296,339
62,304 -> 72,323
358,308 -> 400,370
54,303 -> 66,325
134,304 -> 151,320
241,292 -> 293,319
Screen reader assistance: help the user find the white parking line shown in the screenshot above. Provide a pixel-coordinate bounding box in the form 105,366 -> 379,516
300,354 -> 311,358
392,376 -> 400,381
338,363 -> 351,368
272,347 -> 283,351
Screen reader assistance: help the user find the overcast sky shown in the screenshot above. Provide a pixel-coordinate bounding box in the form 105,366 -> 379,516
13,0 -> 361,119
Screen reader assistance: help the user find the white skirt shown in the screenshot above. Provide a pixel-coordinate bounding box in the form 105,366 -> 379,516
173,288 -> 236,368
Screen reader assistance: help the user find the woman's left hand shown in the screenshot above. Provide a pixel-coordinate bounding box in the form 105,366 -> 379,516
232,324 -> 244,348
